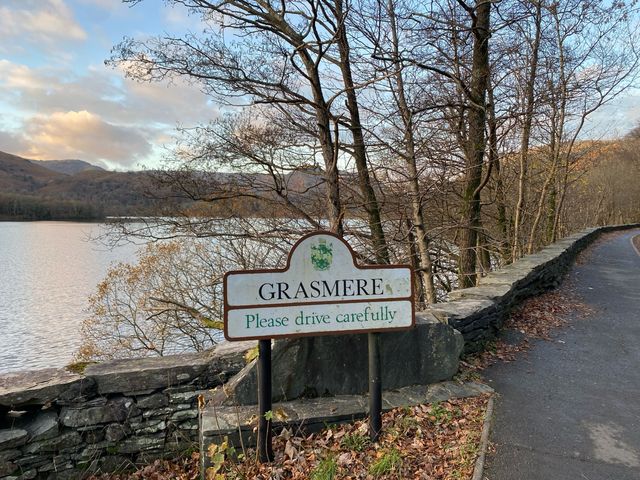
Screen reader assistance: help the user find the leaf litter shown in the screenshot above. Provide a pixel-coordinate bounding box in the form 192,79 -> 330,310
459,286 -> 593,375
87,395 -> 489,480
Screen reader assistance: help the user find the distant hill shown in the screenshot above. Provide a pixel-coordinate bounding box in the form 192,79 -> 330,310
0,150 -> 331,221
0,150 -> 158,220
29,159 -> 105,175
0,150 -> 63,193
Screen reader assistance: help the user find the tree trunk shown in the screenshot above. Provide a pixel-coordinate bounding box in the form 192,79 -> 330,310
387,0 -> 437,302
551,157 -> 570,242
476,224 -> 492,280
296,50 -> 344,236
406,219 -> 426,307
487,81 -> 510,263
458,0 -> 492,289
545,181 -> 556,243
511,0 -> 543,261
526,157 -> 558,253
335,0 -> 389,262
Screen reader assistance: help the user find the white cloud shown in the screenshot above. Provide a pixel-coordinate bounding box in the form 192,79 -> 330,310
0,60 -> 53,90
0,130 -> 30,154
0,0 -> 86,45
0,111 -> 152,167
164,7 -> 193,26
582,93 -> 640,139
0,59 -> 221,168
0,60 -> 216,128
26,110 -> 152,165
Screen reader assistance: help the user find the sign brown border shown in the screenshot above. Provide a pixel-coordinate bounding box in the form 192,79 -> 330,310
223,231 -> 415,341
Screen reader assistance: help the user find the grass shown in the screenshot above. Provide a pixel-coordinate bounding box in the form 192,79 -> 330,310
428,402 -> 454,424
340,432 -> 370,452
310,456 -> 338,480
369,448 -> 403,477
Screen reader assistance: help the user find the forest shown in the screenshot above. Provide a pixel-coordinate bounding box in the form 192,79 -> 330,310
0,193 -> 103,220
78,0 -> 640,361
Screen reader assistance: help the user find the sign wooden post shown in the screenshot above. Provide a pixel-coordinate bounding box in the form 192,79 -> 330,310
257,339 -> 274,462
368,331 -> 382,441
223,232 -> 414,458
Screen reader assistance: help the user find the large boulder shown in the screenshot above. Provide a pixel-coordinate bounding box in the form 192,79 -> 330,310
217,313 -> 463,405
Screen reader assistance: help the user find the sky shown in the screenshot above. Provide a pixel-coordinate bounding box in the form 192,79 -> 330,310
0,0 -> 217,170
0,1 -> 639,171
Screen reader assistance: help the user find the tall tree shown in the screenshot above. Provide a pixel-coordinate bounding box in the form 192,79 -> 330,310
511,0 -> 543,260
457,0 -> 492,288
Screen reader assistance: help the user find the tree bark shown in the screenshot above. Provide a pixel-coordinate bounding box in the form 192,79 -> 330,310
335,0 -> 389,261
387,0 -> 437,302
487,81 -> 510,263
526,156 -> 558,253
458,0 -> 492,289
511,0 -> 543,261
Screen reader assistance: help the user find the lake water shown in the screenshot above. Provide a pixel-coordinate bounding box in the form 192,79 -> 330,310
0,222 -> 139,374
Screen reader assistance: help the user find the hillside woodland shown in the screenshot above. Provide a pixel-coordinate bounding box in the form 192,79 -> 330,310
0,150 -> 162,219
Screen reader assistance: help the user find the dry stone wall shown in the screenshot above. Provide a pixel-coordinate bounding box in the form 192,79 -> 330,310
431,224 -> 639,352
0,343 -> 252,479
1,224 -> 638,479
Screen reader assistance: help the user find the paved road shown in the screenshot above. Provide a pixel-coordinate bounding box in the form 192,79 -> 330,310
484,229 -> 640,480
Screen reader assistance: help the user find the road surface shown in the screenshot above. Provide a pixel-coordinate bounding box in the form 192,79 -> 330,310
484,229 -> 640,480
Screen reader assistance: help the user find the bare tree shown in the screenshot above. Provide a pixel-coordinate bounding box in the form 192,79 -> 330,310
511,0 -> 543,260
526,0 -> 640,252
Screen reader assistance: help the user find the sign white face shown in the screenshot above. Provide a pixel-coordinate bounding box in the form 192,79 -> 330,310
224,232 -> 414,341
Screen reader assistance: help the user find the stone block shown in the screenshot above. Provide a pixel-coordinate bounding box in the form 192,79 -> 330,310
136,392 -> 168,409
46,470 -> 77,480
170,409 -> 198,422
142,407 -> 174,418
24,431 -> 81,453
429,296 -> 505,352
117,434 -> 165,454
97,454 -> 132,473
60,397 -> 139,427
130,419 -> 166,435
0,370 -> 95,408
0,458 -> 18,476
38,454 -> 73,472
168,390 -> 204,405
84,343 -> 252,395
19,411 -> 58,442
84,354 -> 209,395
178,419 -> 198,430
218,313 -> 463,405
0,449 -> 20,462
15,454 -> 50,469
18,469 -> 37,480
83,428 -> 106,444
447,283 -> 514,303
105,424 -> 130,442
75,441 -> 115,460
0,429 -> 28,449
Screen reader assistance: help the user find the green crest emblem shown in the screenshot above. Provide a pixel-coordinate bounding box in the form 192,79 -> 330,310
310,239 -> 333,271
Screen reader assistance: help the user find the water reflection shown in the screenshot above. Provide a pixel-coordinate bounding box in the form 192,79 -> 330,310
0,222 -> 138,373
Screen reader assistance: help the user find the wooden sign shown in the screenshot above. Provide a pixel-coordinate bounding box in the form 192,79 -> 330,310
224,232 -> 415,341
223,231 -> 415,458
